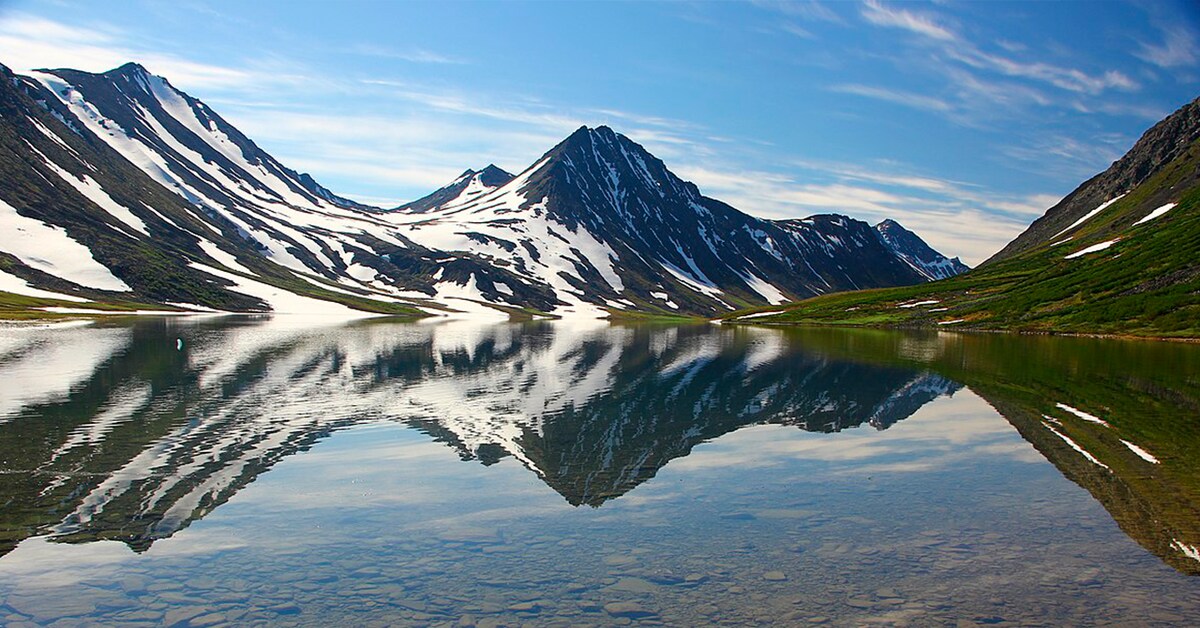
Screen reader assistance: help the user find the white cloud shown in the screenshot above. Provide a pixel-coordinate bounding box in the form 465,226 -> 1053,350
346,44 -> 468,65
949,48 -> 1138,95
750,0 -> 844,24
829,83 -> 952,112
847,0 -> 1148,133
860,0 -> 956,42
1135,24 -> 1200,69
0,11 -> 303,91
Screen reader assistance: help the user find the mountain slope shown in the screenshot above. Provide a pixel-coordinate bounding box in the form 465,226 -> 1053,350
1,62 -> 963,318
986,97 -> 1200,264
725,96 -> 1200,338
0,64 -> 431,317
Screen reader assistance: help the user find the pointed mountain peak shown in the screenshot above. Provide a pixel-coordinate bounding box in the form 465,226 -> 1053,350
110,62 -> 151,77
393,165 -> 515,213
540,125 -> 659,173
555,125 -> 623,151
874,218 -> 970,280
476,164 -> 514,187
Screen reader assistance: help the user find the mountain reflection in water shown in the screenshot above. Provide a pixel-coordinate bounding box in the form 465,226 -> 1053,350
0,317 -> 1196,578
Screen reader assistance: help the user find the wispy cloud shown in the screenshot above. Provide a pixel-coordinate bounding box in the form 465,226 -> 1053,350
849,0 -> 1142,126
948,48 -> 1137,94
829,83 -> 951,112
0,12 -> 303,91
346,44 -> 467,65
997,133 -> 1130,182
750,0 -> 844,24
860,0 -> 956,42
1135,23 -> 1200,69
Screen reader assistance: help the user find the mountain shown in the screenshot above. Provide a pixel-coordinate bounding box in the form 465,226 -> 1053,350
726,95 -> 1200,338
875,219 -> 970,280
986,97 -> 1200,264
385,125 -> 962,315
395,164 -> 515,213
0,61 -> 963,319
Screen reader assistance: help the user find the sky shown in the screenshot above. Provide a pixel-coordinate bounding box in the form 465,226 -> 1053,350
1,0 -> 1198,265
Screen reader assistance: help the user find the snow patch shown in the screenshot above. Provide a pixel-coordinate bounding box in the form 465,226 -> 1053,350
735,311 -> 782,320
430,275 -> 510,321
38,151 -> 149,236
1133,202 -> 1176,226
0,267 -> 90,302
196,239 -> 254,275
0,198 -> 131,291
739,272 -> 789,305
1120,439 -> 1159,464
1064,239 -> 1119,260
1041,418 -> 1110,471
1053,194 -> 1126,239
1173,540 -> 1200,563
189,263 -> 375,317
1056,403 -> 1110,427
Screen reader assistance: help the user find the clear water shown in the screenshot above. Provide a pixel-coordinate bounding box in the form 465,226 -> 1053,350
0,317 -> 1197,627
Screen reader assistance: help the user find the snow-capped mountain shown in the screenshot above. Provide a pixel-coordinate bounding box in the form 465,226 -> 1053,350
395,164 -> 515,213
875,219 -> 970,280
0,61 -> 966,317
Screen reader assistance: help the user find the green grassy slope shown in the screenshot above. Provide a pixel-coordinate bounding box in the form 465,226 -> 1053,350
723,136 -> 1200,338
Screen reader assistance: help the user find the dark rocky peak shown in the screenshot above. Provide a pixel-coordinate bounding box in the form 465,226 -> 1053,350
876,219 -> 935,256
476,164 -> 514,187
875,218 -> 969,280
107,62 -> 151,79
37,63 -> 347,210
394,164 -> 515,213
516,125 -> 700,226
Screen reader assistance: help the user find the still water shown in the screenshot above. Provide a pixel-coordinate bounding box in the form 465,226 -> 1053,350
0,317 -> 1197,626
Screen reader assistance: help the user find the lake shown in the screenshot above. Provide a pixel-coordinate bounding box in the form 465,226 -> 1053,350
0,317 -> 1197,626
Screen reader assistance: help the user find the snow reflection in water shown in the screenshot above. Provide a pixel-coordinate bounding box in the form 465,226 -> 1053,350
0,317 -> 1196,626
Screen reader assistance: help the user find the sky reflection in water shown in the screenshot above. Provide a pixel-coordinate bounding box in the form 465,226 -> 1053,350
0,317 -> 1197,626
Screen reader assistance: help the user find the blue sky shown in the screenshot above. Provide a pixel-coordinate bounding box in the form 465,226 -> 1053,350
1,0 -> 1198,264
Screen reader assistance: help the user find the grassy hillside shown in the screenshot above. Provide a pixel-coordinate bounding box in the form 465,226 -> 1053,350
723,137 -> 1200,339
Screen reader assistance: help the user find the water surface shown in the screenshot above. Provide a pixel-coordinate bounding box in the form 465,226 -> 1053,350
0,318 -> 1197,626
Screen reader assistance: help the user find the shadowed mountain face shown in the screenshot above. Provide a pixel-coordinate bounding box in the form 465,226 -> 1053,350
1,320 -> 1197,577
0,319 -> 959,555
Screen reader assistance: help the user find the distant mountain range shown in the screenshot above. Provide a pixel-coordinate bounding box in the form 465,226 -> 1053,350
728,95 -> 1200,338
0,61 -> 964,318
